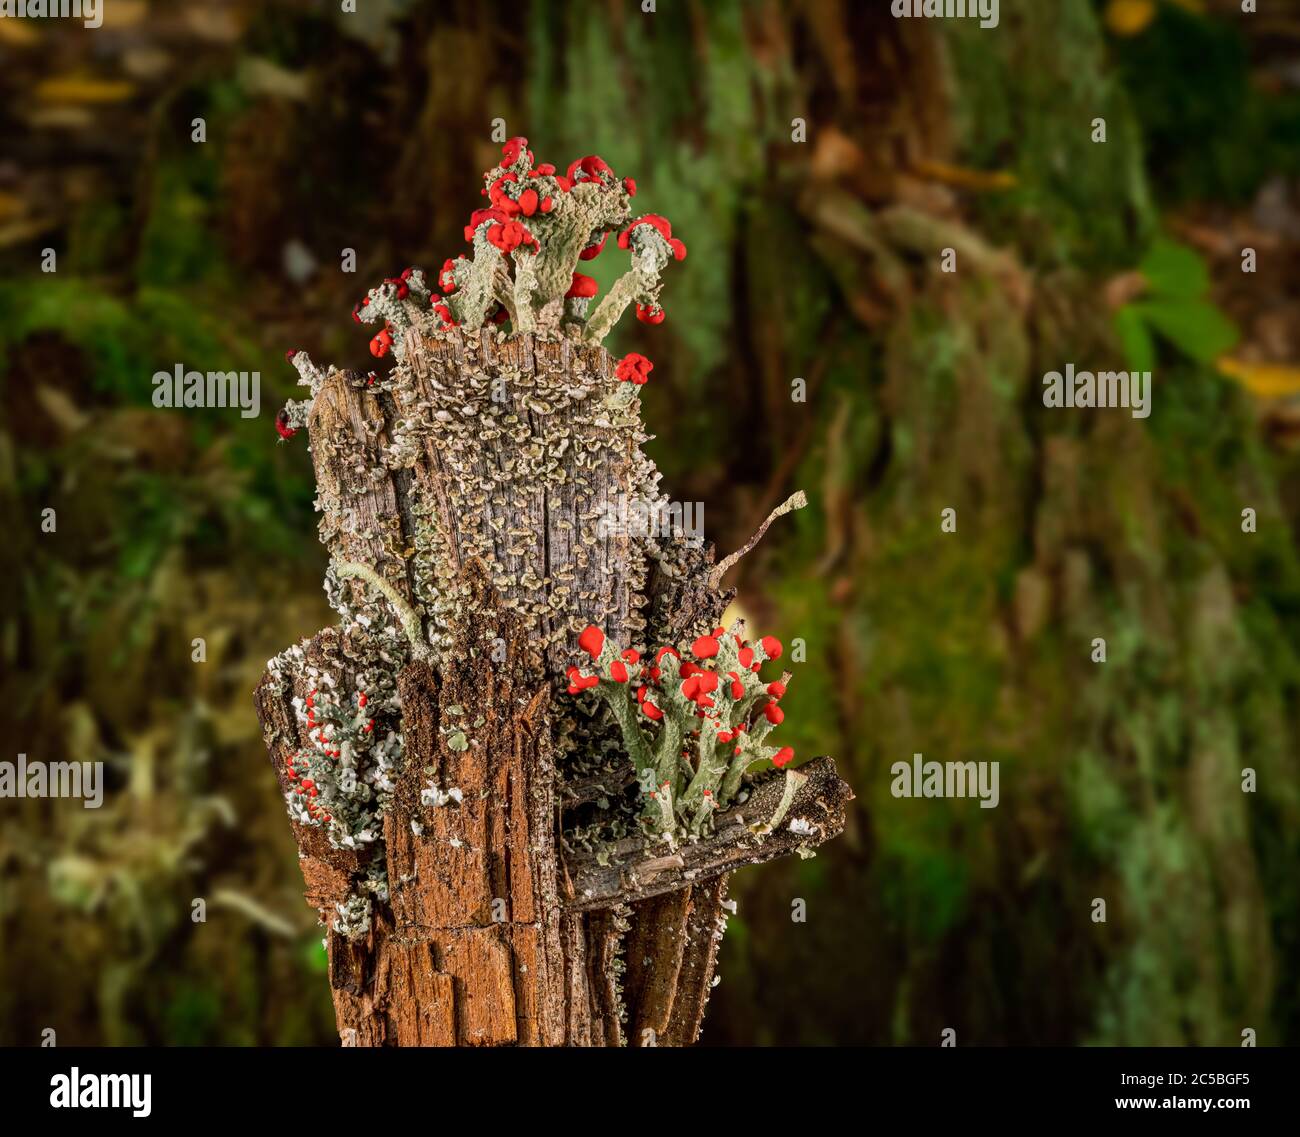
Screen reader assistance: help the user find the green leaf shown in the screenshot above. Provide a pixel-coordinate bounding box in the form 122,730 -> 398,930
1130,298 -> 1238,363
1114,305 -> 1157,373
1138,238 -> 1210,299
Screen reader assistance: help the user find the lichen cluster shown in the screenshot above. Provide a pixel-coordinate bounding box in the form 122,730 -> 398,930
313,136 -> 687,369
264,571 -> 412,939
566,621 -> 796,842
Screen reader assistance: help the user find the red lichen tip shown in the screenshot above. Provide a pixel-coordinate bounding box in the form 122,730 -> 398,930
691,634 -> 720,660
517,188 -> 541,217
566,154 -> 614,185
578,625 -> 605,658
465,206 -> 508,241
772,746 -> 795,769
565,664 -> 600,695
578,233 -> 609,261
566,272 -> 599,300
761,636 -> 784,660
439,258 -> 459,292
369,328 -> 393,358
487,220 -> 538,254
618,213 -> 673,249
615,352 -> 654,385
501,136 -> 532,167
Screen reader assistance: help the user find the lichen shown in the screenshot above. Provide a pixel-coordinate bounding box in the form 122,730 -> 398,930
566,621 -> 797,841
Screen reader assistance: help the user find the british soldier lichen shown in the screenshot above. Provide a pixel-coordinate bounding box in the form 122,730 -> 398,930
275,664 -> 403,854
339,138 -> 686,356
565,621 -> 797,842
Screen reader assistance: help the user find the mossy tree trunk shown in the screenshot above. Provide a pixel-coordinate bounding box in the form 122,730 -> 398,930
522,0 -> 1300,1046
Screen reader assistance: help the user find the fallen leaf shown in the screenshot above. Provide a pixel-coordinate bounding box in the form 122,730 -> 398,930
1217,357 -> 1300,398
910,159 -> 1017,192
36,76 -> 136,104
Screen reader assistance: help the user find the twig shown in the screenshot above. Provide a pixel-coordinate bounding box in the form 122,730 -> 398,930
708,491 -> 808,590
561,756 -> 852,911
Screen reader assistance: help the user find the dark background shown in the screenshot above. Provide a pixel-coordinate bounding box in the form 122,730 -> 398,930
2,0 -> 1299,1046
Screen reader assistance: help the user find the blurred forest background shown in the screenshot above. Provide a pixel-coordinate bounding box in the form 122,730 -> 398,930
2,0 -> 1300,1046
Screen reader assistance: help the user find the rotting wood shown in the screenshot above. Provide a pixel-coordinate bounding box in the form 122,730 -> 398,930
563,757 -> 853,911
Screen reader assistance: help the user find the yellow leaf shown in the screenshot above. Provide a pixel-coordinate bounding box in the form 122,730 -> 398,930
1106,0 -> 1157,36
36,76 -> 136,105
910,159 -> 1017,192
1217,357 -> 1300,398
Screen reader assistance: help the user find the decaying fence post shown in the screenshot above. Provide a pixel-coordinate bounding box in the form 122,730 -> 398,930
254,137 -> 852,1045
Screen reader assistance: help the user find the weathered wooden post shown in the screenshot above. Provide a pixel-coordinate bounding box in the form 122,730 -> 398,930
254,138 -> 851,1045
